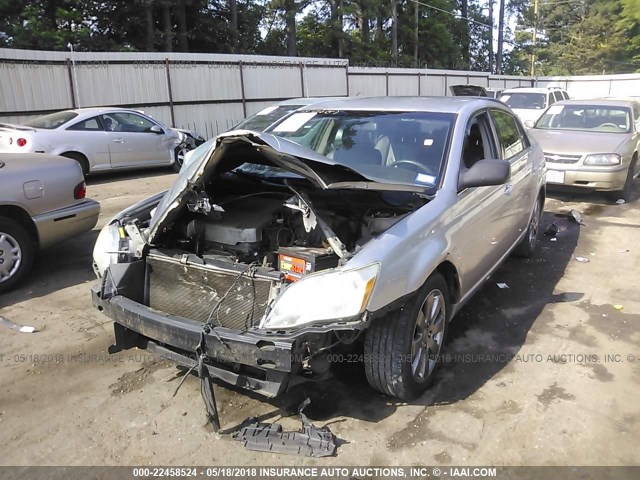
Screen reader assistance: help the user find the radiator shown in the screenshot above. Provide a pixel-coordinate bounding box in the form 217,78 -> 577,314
147,251 -> 279,331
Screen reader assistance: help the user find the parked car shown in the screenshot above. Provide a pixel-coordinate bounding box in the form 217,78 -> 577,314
0,153 -> 100,292
449,85 -> 503,99
500,87 -> 570,126
528,98 -> 640,200
450,85 -> 488,97
486,88 -> 504,99
0,108 -> 189,175
92,96 -> 544,402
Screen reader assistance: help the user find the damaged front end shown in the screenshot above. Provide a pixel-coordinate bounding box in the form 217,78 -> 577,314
92,132 -> 427,398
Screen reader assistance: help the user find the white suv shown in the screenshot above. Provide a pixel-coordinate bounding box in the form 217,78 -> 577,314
500,87 -> 570,126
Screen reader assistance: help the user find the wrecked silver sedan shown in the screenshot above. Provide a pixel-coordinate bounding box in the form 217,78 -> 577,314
92,97 -> 545,403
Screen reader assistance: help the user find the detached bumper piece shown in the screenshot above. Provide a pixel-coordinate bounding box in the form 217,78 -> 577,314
232,398 -> 338,457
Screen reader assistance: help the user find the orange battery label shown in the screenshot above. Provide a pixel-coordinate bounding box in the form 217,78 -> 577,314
279,254 -> 307,281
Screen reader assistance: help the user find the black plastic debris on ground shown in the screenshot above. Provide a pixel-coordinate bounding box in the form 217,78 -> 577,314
232,398 -> 338,457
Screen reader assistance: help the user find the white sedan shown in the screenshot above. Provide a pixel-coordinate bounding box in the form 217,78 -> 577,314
0,108 -> 186,175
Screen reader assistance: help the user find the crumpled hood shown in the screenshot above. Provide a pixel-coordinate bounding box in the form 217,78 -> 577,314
528,129 -> 630,155
147,131 -> 428,243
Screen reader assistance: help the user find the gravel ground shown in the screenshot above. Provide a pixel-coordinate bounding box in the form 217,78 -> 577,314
0,167 -> 638,466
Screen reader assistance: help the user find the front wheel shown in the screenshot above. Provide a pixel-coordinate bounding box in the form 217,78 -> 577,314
364,273 -> 449,399
172,145 -> 189,172
608,157 -> 637,202
0,218 -> 35,293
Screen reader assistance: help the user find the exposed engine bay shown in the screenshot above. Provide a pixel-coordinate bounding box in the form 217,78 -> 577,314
141,171 -> 423,333
163,174 -> 420,270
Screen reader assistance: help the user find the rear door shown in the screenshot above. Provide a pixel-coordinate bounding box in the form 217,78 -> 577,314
101,112 -> 173,168
489,109 -> 533,246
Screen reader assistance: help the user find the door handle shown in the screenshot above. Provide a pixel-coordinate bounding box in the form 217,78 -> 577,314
504,184 -> 513,196
112,138 -> 124,143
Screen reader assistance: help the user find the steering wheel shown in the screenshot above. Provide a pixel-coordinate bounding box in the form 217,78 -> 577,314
598,123 -> 619,129
388,159 -> 431,174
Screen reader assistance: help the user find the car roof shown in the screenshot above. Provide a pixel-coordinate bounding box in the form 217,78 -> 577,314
300,95 -> 504,113
554,98 -> 639,108
51,107 -> 151,118
501,87 -> 564,94
276,97 -> 346,106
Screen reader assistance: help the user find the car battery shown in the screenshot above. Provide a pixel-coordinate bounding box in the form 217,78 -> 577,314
277,246 -> 339,281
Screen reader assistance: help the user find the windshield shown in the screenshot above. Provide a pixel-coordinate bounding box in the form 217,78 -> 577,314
23,111 -> 78,129
535,104 -> 632,133
247,110 -> 455,187
500,93 -> 547,110
234,105 -> 306,132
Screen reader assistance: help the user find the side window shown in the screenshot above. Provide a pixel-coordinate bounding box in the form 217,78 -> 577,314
491,109 -> 526,160
101,113 -> 157,133
67,116 -> 102,131
548,93 -> 556,105
553,91 -> 563,103
462,112 -> 497,170
562,91 -> 570,100
633,104 -> 640,124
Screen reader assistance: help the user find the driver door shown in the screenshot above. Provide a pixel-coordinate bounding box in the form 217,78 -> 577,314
102,112 -> 172,168
447,110 -> 511,298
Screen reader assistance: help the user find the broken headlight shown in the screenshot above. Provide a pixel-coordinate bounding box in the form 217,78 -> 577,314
92,222 -> 125,279
260,264 -> 379,329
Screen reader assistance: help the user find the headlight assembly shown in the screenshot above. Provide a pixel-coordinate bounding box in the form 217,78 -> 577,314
260,264 -> 380,329
92,222 -> 126,278
583,153 -> 621,166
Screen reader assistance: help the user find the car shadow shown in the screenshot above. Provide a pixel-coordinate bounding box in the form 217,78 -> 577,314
0,229 -> 99,309
86,167 -> 176,186
240,207 -> 583,424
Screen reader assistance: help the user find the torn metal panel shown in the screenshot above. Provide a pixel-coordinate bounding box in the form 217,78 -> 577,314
232,399 -> 338,457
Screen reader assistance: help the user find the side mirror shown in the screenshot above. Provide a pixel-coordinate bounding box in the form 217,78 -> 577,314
524,119 -> 535,128
459,159 -> 511,191
149,125 -> 164,134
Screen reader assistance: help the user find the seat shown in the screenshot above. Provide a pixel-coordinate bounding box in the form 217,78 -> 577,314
462,123 -> 484,169
333,126 -> 383,166
388,121 -> 422,164
103,117 -> 114,131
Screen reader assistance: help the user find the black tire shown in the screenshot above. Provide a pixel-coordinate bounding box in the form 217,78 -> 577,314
608,157 -> 637,202
364,272 -> 450,399
172,146 -> 189,172
514,194 -> 543,258
0,218 -> 35,293
61,152 -> 90,177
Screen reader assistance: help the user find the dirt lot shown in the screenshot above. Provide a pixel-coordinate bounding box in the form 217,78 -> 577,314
0,168 -> 639,467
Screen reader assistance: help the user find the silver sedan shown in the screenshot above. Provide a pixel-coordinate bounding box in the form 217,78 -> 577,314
0,108 -> 184,175
528,98 -> 640,200
0,153 -> 100,292
93,96 -> 545,402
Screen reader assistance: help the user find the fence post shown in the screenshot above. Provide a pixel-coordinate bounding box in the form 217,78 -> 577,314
385,71 -> 389,96
164,58 -> 176,127
239,61 -> 247,118
345,64 -> 350,96
299,62 -> 306,97
66,58 -> 77,109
